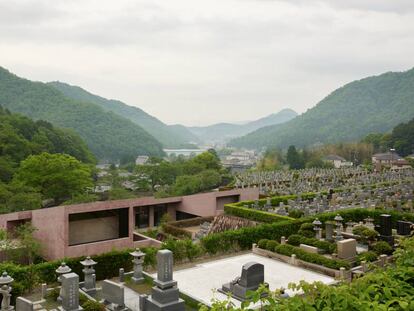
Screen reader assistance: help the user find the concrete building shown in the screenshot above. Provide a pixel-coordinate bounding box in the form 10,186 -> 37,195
0,188 -> 258,261
323,155 -> 353,168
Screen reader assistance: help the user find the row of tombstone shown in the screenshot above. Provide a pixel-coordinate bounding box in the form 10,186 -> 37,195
8,249 -> 185,311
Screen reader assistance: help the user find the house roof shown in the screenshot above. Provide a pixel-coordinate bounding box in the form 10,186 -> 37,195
324,154 -> 346,161
373,152 -> 403,161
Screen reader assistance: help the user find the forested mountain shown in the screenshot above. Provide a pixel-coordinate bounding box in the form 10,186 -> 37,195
0,106 -> 95,182
48,81 -> 200,147
0,67 -> 164,161
231,68 -> 414,149
188,108 -> 297,143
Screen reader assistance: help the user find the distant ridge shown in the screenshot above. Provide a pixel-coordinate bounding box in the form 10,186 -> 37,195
188,108 -> 298,143
48,81 -> 200,147
230,68 -> 414,149
0,67 -> 164,161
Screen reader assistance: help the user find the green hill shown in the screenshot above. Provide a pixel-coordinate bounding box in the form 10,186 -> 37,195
189,108 -> 297,143
231,68 -> 414,149
0,67 -> 164,161
0,106 -> 95,182
48,81 -> 200,147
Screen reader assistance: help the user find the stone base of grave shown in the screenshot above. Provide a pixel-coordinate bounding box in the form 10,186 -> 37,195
142,297 -> 185,311
131,276 -> 144,284
219,282 -> 269,302
102,302 -> 128,311
81,287 -> 97,295
58,306 -> 83,311
378,235 -> 395,246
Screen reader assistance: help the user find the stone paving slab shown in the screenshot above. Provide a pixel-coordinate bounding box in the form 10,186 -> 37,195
161,253 -> 335,307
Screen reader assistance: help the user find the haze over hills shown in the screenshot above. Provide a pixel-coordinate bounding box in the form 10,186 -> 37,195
230,68 -> 414,150
48,82 -> 200,147
188,108 -> 298,143
0,67 -> 164,161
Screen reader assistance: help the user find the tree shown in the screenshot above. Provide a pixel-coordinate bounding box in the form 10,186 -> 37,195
286,145 -> 304,170
14,153 -> 93,203
15,223 -> 41,265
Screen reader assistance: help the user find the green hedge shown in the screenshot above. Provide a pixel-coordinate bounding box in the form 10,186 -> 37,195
274,244 -> 351,270
224,204 -> 294,223
287,234 -> 336,254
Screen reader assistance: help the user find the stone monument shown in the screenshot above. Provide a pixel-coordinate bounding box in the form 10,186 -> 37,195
101,280 -> 127,311
220,262 -> 268,301
130,248 -> 145,284
139,250 -> 185,311
337,238 -> 357,260
58,273 -> 83,311
16,297 -> 33,311
80,257 -> 97,294
0,272 -> 14,311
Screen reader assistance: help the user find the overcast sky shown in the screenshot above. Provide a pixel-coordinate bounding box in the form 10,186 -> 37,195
1,0 -> 414,126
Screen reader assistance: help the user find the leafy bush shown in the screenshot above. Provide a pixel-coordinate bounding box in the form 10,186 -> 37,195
265,240 -> 279,251
274,244 -> 350,270
357,251 -> 378,263
287,234 -> 336,254
298,223 -> 315,238
372,241 -> 393,255
82,300 -> 106,311
352,225 -> 379,243
258,239 -> 269,249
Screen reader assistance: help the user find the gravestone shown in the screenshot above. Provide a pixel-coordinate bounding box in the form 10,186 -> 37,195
59,273 -> 82,311
299,244 -> 318,254
220,262 -> 268,301
377,214 -> 394,245
397,221 -> 413,236
101,280 -> 127,311
337,239 -> 357,260
325,223 -> 334,242
16,297 -> 34,311
139,250 -> 184,311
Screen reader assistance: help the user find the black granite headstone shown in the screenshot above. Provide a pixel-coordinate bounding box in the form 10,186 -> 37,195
397,221 -> 412,236
379,214 -> 392,236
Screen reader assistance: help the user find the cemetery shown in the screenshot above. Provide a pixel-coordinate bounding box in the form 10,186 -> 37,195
0,167 -> 413,310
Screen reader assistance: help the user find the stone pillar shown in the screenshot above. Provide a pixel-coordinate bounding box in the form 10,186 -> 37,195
361,261 -> 367,273
339,267 -> 346,280
130,248 -> 146,284
80,257 -> 97,294
325,223 -> 334,242
379,254 -> 387,267
290,254 -> 297,266
119,268 -> 125,283
41,284 -> 47,300
281,236 -> 286,245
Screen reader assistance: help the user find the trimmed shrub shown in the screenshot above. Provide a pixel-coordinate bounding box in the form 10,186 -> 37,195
287,234 -> 336,254
372,241 -> 393,255
352,226 -> 379,243
258,239 -> 269,249
298,223 -> 315,238
265,240 -> 279,251
274,244 -> 350,270
224,204 -> 293,223
357,251 -> 378,263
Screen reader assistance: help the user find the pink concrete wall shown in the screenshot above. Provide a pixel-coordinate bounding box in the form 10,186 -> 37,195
177,188 -> 259,217
66,237 -> 134,258
0,188 -> 259,260
31,207 -> 66,260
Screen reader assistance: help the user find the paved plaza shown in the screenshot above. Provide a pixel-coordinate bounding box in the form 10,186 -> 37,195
167,253 -> 336,306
